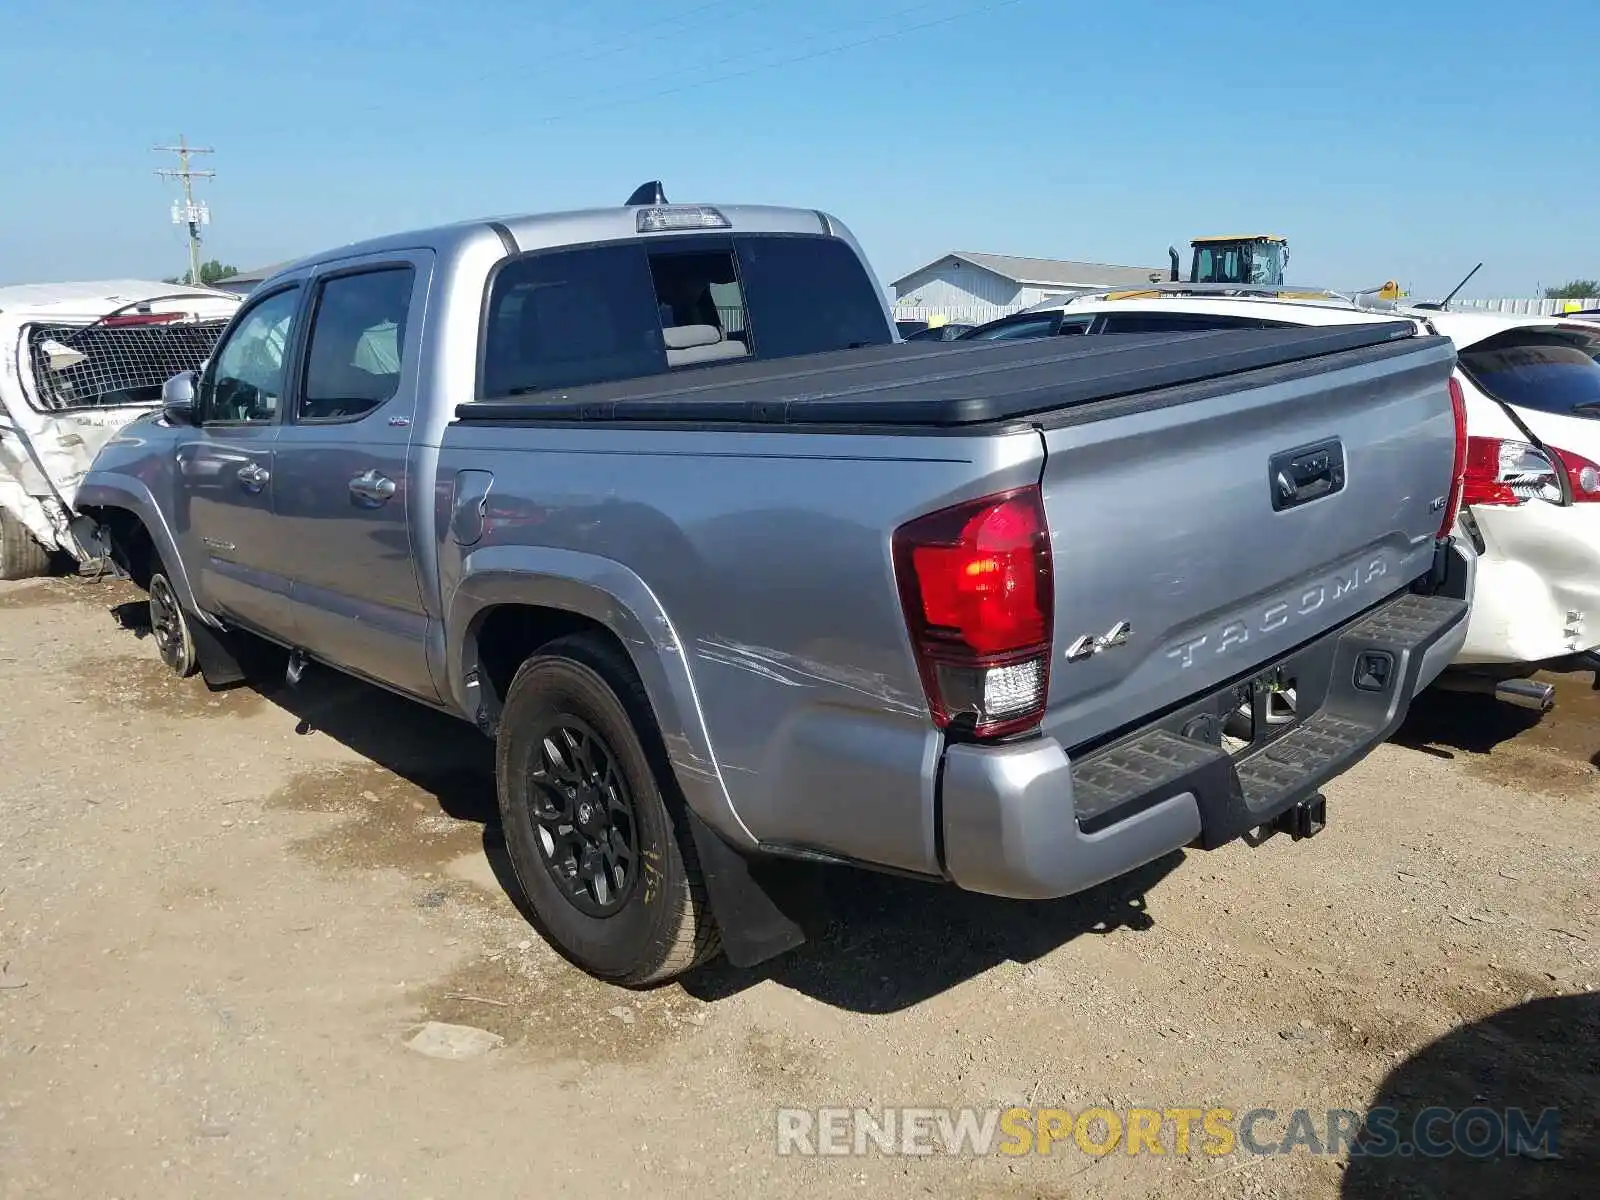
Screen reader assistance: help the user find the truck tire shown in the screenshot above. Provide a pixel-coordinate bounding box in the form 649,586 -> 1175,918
0,509 -> 53,581
146,569 -> 199,678
495,634 -> 720,986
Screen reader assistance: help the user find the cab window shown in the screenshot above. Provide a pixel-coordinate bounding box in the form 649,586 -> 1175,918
299,267 -> 415,421
197,286 -> 300,424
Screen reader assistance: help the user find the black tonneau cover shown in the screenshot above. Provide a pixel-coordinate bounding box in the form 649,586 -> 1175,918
455,321 -> 1428,428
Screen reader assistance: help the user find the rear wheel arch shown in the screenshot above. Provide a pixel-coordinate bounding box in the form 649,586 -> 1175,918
469,603 -> 644,716
448,564 -> 753,849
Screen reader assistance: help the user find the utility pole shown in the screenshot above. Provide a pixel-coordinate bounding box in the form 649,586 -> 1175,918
153,135 -> 214,286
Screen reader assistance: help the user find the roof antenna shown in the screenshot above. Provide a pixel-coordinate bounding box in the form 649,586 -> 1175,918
1437,262 -> 1483,311
626,180 -> 667,206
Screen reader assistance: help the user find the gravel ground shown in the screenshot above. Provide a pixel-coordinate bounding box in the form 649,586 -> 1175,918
0,574 -> 1595,1199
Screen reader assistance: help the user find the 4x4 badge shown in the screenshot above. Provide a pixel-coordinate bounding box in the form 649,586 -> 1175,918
1065,621 -> 1132,662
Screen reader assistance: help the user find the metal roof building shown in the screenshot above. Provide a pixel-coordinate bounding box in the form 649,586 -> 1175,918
891,250 -> 1171,310
210,261 -> 294,295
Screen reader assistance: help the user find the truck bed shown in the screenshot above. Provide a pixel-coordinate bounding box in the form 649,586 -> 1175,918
453,320 -> 1428,428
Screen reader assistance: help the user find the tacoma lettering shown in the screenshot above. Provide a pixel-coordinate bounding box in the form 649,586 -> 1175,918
1166,559 -> 1391,670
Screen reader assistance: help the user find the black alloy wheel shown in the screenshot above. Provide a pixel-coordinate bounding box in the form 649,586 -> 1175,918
526,717 -> 639,917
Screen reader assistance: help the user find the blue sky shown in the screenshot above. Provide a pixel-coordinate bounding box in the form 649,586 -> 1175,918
2,0 -> 1595,299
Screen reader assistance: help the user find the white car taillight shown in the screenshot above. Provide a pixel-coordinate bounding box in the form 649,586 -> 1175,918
1554,448 -> 1600,502
1462,436 -> 1600,506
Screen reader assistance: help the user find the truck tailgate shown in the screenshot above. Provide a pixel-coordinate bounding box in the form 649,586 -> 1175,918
1036,331 -> 1459,754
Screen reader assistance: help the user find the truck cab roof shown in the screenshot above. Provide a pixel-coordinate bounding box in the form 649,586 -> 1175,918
257,202 -> 854,286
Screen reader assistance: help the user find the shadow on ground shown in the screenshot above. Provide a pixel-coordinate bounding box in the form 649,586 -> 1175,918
1397,665 -> 1600,765
1395,688 -> 1546,757
115,612 -> 1181,1012
677,852 -> 1179,1012
271,657 -> 1180,1012
1342,992 -> 1599,1199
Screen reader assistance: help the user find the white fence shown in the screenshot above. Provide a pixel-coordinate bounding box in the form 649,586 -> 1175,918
892,303 -> 1029,327
893,296 -> 1600,325
1448,297 -> 1600,316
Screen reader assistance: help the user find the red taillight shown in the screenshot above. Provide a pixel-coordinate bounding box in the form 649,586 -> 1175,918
1463,436 -> 1569,507
893,486 -> 1053,739
1555,447 -> 1600,502
1438,375 -> 1469,536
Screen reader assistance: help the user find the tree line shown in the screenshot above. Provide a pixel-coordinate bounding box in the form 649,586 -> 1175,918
164,259 -> 239,287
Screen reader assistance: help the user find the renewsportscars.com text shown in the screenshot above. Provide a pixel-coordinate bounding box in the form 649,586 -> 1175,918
775,1105 -> 1561,1160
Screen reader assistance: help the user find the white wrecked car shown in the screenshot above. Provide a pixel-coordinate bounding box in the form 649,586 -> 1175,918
0,280 -> 240,578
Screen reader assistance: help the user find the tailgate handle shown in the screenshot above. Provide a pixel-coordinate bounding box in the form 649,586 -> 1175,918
1270,439 -> 1345,511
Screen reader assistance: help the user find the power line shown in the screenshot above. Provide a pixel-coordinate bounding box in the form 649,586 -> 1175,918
337,0 -> 768,120
154,136 -> 214,287
535,0 -> 941,112
525,0 -> 1036,126
549,0 -> 750,71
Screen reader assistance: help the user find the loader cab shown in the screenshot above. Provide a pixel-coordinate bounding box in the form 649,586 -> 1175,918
1185,236 -> 1289,286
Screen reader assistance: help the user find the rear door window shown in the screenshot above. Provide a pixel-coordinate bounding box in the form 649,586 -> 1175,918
1459,332 -> 1600,417
299,266 -> 415,421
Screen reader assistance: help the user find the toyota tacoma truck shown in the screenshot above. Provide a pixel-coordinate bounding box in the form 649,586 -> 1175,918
72,185 -> 1474,986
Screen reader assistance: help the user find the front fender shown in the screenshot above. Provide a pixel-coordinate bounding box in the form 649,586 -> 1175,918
447,544 -> 754,849
75,471 -> 212,626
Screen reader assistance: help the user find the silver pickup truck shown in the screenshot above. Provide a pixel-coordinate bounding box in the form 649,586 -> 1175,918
74,186 -> 1474,986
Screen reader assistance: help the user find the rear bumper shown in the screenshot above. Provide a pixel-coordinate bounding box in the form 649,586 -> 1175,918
940,557 -> 1470,900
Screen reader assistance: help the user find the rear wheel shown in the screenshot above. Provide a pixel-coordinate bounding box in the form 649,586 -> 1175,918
495,634 -> 719,986
0,509 -> 52,581
147,570 -> 198,678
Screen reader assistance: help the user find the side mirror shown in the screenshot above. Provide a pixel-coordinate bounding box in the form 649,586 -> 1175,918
162,371 -> 197,425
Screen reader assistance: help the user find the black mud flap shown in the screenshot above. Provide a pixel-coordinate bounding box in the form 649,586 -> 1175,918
190,620 -> 249,689
685,807 -> 808,969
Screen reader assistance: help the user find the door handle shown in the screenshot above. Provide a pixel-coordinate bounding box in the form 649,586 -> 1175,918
237,462 -> 270,492
350,469 -> 397,506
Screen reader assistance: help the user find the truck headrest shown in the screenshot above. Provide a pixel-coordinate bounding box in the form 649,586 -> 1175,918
662,324 -> 723,350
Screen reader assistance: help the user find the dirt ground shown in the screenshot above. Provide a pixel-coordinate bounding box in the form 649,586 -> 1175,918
1,574 -> 1595,1200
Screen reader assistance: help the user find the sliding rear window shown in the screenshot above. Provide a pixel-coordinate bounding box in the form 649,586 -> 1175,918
1458,331 -> 1600,417
479,233 -> 891,398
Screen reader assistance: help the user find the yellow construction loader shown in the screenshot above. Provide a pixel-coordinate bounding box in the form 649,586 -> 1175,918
1160,234 -> 1404,299
1168,235 -> 1290,286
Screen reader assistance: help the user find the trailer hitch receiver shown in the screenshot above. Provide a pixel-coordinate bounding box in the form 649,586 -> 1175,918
1276,794 -> 1327,841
